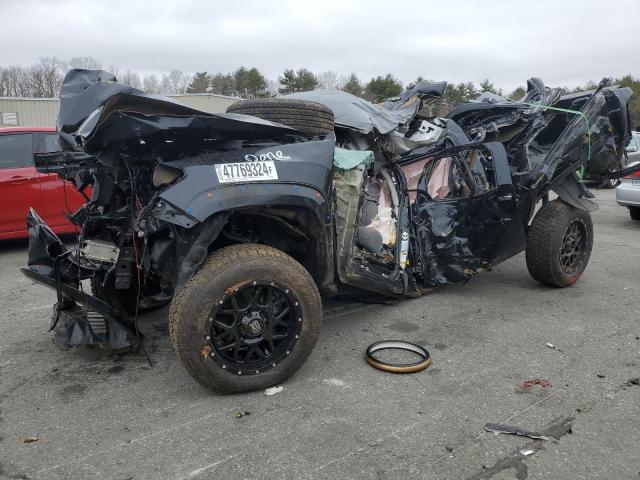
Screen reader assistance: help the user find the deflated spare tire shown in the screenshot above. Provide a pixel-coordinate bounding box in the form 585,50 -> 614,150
226,98 -> 334,137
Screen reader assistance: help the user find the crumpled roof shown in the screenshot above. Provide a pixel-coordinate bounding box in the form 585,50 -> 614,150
57,69 -> 303,153
383,81 -> 447,110
284,89 -> 419,135
285,82 -> 445,135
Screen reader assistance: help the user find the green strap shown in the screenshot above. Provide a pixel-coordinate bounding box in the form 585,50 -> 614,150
522,102 -> 591,179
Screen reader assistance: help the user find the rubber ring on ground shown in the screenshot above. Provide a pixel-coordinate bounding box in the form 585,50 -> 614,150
365,340 -> 432,373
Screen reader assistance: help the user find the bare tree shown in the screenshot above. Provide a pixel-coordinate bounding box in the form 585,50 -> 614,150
161,69 -> 190,95
0,66 -> 30,97
107,64 -> 120,79
66,56 -> 103,70
317,70 -> 343,90
26,57 -> 63,97
143,74 -> 161,93
266,79 -> 279,97
0,69 -> 7,96
120,70 -> 142,89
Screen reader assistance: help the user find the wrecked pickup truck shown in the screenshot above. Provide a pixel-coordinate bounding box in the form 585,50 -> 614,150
23,70 -> 633,393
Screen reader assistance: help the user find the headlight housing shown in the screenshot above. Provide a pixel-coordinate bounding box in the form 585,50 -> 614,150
152,164 -> 182,188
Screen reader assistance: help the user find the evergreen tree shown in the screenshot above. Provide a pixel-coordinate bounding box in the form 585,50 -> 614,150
479,79 -> 500,95
364,74 -> 403,102
278,68 -> 318,94
342,73 -> 364,97
508,86 -> 526,101
234,67 -> 269,98
186,72 -> 209,93
209,73 -> 235,96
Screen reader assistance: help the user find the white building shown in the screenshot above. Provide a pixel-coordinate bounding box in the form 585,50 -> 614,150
0,93 -> 240,128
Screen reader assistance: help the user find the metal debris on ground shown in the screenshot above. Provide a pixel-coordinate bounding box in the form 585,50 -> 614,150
23,436 -> 39,444
484,423 -> 549,440
235,411 -> 250,419
545,342 -> 564,353
265,386 -> 284,396
520,449 -> 535,456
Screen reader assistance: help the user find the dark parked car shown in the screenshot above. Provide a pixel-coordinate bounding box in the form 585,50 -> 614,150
23,70 -> 633,393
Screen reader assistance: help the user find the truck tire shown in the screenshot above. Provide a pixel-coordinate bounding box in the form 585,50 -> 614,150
525,200 -> 593,287
169,244 -> 322,393
226,98 -> 334,137
629,207 -> 640,221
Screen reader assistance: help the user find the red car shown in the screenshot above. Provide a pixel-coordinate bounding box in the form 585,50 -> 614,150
0,127 -> 87,240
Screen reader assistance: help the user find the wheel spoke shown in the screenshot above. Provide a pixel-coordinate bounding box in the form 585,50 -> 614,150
249,344 -> 267,360
239,289 -> 256,312
265,287 -> 273,309
217,339 -> 238,351
274,305 -> 291,323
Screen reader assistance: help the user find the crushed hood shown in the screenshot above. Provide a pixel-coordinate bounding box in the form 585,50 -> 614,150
57,69 -> 305,154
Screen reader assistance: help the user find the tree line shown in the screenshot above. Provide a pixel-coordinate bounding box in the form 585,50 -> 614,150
0,56 -> 191,97
1,56 -> 638,126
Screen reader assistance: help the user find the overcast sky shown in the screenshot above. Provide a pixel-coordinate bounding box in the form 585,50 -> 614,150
1,0 -> 638,92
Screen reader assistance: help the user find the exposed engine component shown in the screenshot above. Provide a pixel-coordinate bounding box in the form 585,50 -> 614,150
79,240 -> 120,264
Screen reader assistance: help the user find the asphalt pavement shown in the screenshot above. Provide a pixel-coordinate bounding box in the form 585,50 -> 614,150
1,189 -> 639,480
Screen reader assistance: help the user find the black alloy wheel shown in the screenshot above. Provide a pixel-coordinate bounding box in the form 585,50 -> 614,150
559,219 -> 588,275
169,243 -> 322,393
206,281 -> 302,375
525,199 -> 594,287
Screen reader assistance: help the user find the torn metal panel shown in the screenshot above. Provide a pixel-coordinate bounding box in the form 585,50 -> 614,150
26,208 -> 67,277
551,172 -> 598,212
449,78 -> 633,188
382,81 -> 446,110
24,209 -> 138,349
58,69 -> 306,154
174,213 -> 229,291
285,89 -> 418,135
413,142 -> 527,285
51,302 -> 138,349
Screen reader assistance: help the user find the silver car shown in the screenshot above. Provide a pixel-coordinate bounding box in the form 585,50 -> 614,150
623,132 -> 640,167
616,132 -> 640,221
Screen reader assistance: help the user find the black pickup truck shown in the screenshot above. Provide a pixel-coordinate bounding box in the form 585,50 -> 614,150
23,70 -> 633,393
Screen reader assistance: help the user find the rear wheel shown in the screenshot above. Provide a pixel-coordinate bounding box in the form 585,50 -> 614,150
601,177 -> 621,189
226,98 -> 334,137
169,244 -> 322,393
629,207 -> 640,221
525,200 -> 593,287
